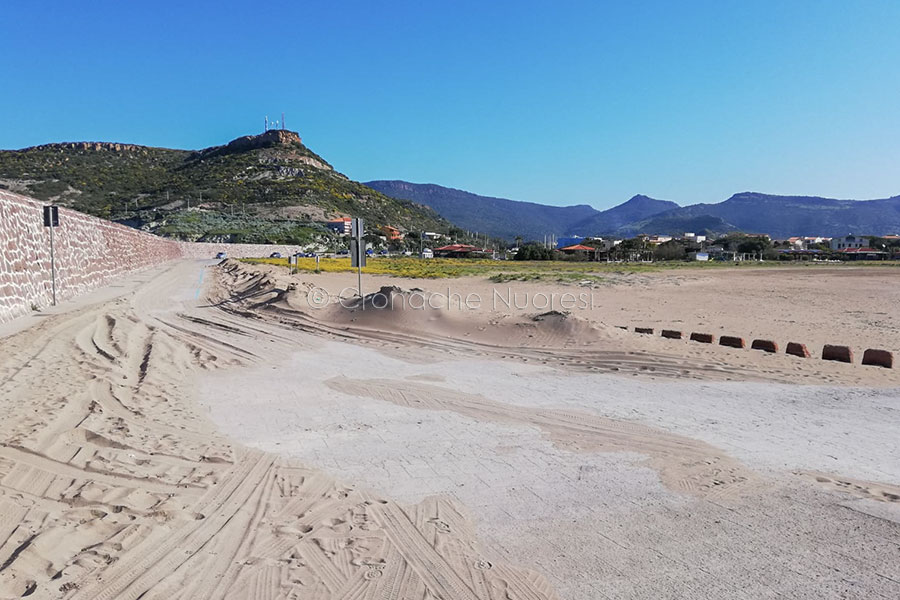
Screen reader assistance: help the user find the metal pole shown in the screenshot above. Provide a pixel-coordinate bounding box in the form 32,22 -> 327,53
49,220 -> 56,306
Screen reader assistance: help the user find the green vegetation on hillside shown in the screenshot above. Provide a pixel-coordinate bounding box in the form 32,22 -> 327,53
0,131 -> 448,241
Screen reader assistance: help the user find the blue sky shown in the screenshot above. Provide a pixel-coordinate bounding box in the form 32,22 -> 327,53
2,1 -> 899,208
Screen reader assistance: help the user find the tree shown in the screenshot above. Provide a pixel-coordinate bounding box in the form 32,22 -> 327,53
869,236 -> 900,250
514,243 -> 556,261
653,240 -> 687,261
737,237 -> 770,254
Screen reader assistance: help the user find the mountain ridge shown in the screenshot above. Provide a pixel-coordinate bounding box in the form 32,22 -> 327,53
365,181 -> 676,240
368,180 -> 900,239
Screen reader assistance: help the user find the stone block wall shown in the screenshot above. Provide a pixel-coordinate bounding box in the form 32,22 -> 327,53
0,190 -> 308,324
1,190 -> 184,323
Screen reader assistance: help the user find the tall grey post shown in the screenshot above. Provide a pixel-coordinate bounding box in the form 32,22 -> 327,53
43,205 -> 60,306
350,217 -> 366,298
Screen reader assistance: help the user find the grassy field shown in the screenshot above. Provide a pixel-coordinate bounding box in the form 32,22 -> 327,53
241,256 -> 898,281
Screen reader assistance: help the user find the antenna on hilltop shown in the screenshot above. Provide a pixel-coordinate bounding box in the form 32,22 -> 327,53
265,115 -> 269,132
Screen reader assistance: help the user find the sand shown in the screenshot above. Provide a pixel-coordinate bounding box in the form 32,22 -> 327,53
0,259 -> 898,599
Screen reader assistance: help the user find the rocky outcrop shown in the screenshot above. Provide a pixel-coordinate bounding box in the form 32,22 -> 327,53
199,130 -> 304,158
23,142 -> 152,153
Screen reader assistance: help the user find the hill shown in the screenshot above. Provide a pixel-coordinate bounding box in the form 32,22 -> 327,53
617,212 -> 737,237
0,131 -> 448,243
369,180 -> 900,239
569,194 -> 680,234
658,192 -> 900,238
366,181 -> 682,240
364,180 -> 598,240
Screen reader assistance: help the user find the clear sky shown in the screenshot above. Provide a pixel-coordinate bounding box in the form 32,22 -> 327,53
2,1 -> 899,209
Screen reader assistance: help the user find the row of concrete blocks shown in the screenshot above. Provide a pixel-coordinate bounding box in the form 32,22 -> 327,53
629,327 -> 893,368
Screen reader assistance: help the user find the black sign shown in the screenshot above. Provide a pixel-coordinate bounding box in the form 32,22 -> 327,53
350,217 -> 366,268
43,205 -> 59,227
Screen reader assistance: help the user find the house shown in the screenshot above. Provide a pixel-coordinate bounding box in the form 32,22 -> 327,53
787,236 -> 832,250
559,244 -> 596,257
831,234 -> 867,251
326,217 -> 352,235
805,236 -> 831,245
433,243 -> 487,258
838,247 -> 887,261
639,234 -> 673,245
380,225 -> 403,241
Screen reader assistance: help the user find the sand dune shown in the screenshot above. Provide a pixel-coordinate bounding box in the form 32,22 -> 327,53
212,260 -> 900,386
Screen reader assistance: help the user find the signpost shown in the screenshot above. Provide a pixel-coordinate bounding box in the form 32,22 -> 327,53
350,217 -> 365,297
43,205 -> 59,306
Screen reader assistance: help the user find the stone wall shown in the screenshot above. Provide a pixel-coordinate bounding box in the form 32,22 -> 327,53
0,190 -> 184,323
0,190 -> 306,324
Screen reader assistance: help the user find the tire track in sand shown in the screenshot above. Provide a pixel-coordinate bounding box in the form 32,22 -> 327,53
326,377 -> 761,500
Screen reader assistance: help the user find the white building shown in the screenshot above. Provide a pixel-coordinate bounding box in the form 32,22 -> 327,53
830,234 -> 867,251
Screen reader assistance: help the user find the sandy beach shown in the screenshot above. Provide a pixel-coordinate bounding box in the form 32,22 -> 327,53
1,259 -> 898,599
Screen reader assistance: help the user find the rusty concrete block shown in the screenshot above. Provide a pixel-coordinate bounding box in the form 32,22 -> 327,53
785,342 -> 810,358
661,329 -> 682,339
861,349 -> 893,368
634,327 -> 654,334
822,344 -> 853,363
751,339 -> 779,353
719,336 -> 746,349
689,332 -> 714,344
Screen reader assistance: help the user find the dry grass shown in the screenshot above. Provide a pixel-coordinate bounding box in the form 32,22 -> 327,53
240,256 -> 896,280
